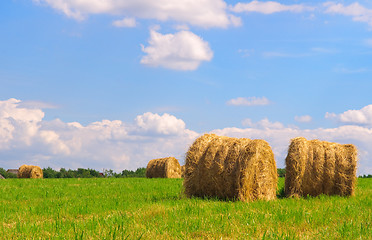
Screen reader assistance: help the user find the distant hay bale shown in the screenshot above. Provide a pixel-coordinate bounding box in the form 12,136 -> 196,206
0,174 -> 4,179
146,157 -> 181,178
183,134 -> 278,202
285,137 -> 358,197
18,165 -> 43,179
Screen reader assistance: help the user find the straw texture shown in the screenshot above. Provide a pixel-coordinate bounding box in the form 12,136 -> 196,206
146,157 -> 181,178
18,165 -> 43,179
285,137 -> 358,197
184,134 -> 278,202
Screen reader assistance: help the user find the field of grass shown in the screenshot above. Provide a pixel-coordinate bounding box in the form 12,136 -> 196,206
0,177 -> 371,239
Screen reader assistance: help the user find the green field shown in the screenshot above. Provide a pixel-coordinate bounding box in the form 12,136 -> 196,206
0,178 -> 371,239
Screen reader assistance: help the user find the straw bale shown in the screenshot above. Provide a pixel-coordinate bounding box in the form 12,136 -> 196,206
18,165 -> 43,179
146,157 -> 181,178
285,137 -> 357,197
181,165 -> 185,178
183,134 -> 278,202
0,174 -> 4,179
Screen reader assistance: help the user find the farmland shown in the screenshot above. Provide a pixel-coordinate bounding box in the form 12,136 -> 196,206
0,178 -> 371,239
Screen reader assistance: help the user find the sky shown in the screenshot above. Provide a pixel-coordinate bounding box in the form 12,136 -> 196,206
0,0 -> 372,175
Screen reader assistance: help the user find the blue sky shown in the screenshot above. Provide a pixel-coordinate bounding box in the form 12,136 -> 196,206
0,0 -> 372,175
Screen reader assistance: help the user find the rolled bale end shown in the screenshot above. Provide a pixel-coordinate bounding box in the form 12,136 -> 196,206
18,165 -> 43,179
285,137 -> 358,198
183,134 -> 278,202
146,157 -> 181,178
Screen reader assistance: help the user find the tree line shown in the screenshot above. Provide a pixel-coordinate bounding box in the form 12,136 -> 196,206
0,167 -> 146,178
1,167 -> 371,178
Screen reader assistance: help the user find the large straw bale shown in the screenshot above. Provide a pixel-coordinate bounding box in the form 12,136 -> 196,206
18,165 -> 43,179
285,137 -> 357,197
146,157 -> 181,178
183,134 -> 278,202
181,165 -> 185,178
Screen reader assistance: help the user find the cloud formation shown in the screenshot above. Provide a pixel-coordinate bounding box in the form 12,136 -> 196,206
231,1 -> 313,14
326,105 -> 372,126
0,99 -> 198,171
213,121 -> 372,175
33,0 -> 239,28
0,99 -> 371,175
140,30 -> 213,71
324,2 -> 372,27
227,97 -> 270,106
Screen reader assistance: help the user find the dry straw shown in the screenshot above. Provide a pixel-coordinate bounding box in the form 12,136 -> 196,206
181,165 -> 185,178
183,134 -> 278,202
18,165 -> 43,179
146,157 -> 182,178
0,174 -> 4,179
285,137 -> 358,197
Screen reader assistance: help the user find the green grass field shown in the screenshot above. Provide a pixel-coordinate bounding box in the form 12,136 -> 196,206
0,178 -> 371,239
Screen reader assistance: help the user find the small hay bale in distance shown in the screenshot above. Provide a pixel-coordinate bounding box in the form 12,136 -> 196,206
183,134 -> 278,202
0,174 -> 4,179
18,165 -> 43,179
146,157 -> 181,178
285,137 -> 358,197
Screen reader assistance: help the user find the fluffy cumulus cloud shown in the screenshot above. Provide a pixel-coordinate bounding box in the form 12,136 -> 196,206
230,1 -> 313,14
33,0 -> 239,28
242,118 -> 284,129
0,99 -> 198,171
213,121 -> 372,176
226,97 -> 270,106
140,30 -> 213,71
326,105 -> 372,126
0,98 -> 371,175
324,2 -> 372,27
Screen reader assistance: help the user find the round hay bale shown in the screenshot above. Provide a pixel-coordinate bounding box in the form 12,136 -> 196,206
0,174 -> 4,179
181,165 -> 185,178
18,165 -> 43,179
183,134 -> 278,202
146,157 -> 181,178
285,137 -> 358,197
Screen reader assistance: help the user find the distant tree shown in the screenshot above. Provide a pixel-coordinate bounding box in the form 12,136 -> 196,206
359,174 -> 372,178
0,168 -> 17,178
134,167 -> 146,177
118,167 -> 146,178
43,167 -> 58,178
103,169 -> 115,178
277,168 -> 286,178
56,168 -> 68,178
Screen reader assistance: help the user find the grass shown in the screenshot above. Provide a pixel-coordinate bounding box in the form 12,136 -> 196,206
0,178 -> 371,239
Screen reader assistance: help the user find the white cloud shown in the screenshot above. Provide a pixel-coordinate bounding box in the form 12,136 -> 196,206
324,2 -> 372,27
0,99 -> 371,175
295,115 -> 312,123
326,105 -> 372,126
227,97 -> 270,106
140,30 -> 213,71
133,112 -> 187,135
213,123 -> 372,175
231,1 -> 313,14
242,118 -> 284,129
33,0 -> 239,28
0,99 -> 198,171
112,17 -> 137,28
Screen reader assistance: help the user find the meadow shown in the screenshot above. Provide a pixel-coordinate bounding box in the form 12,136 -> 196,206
0,178 -> 370,239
